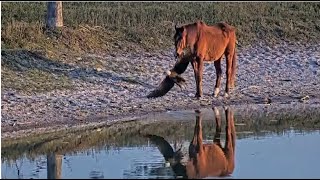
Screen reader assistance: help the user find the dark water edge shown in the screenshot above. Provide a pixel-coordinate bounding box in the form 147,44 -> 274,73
2,104 -> 320,179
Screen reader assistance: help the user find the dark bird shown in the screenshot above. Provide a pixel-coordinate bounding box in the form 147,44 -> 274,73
147,58 -> 189,98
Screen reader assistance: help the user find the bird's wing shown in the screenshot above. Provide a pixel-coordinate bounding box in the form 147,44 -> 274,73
146,76 -> 175,98
146,57 -> 190,98
144,134 -> 174,161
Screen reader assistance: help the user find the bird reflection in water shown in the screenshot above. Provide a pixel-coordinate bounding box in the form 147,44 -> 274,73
144,106 -> 236,179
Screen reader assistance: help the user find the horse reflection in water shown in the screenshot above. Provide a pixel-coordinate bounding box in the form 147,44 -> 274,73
144,107 -> 236,179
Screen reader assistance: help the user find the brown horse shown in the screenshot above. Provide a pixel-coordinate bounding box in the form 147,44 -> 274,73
173,20 -> 238,98
144,106 -> 236,178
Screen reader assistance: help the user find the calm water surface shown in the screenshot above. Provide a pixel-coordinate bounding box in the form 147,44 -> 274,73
2,105 -> 320,179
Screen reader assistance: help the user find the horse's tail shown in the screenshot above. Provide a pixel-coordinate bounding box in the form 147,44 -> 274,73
231,46 -> 237,88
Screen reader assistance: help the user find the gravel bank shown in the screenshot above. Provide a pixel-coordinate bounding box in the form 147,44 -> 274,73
2,41 -> 320,139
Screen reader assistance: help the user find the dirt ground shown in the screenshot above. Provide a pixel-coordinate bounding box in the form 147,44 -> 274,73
2,41 -> 320,139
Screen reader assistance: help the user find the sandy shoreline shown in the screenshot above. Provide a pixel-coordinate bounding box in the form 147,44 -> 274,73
2,41 -> 320,139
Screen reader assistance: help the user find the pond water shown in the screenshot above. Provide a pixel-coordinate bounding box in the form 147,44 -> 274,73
2,104 -> 320,179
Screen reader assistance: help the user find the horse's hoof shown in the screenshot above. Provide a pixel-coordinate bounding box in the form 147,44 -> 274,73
195,96 -> 202,100
224,93 -> 229,98
213,88 -> 220,97
194,93 -> 202,99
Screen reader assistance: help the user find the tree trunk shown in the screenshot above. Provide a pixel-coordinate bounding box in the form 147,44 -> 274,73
46,1 -> 63,29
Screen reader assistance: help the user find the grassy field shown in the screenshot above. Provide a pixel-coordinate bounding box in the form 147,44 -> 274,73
2,2 -> 320,51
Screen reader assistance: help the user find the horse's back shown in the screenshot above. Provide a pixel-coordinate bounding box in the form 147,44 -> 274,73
182,21 -> 237,61
196,24 -> 231,60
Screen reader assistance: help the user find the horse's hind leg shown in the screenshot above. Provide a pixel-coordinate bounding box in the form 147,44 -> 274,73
213,58 -> 222,97
230,48 -> 237,89
225,50 -> 234,97
224,106 -> 236,174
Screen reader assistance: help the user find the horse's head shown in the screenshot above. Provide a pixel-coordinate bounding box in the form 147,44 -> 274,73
174,24 -> 189,62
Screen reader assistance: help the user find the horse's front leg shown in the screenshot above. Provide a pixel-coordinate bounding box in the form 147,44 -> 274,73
189,110 -> 203,158
191,57 -> 204,98
191,59 -> 199,98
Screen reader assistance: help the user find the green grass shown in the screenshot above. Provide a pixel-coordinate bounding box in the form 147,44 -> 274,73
2,2 -> 320,51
